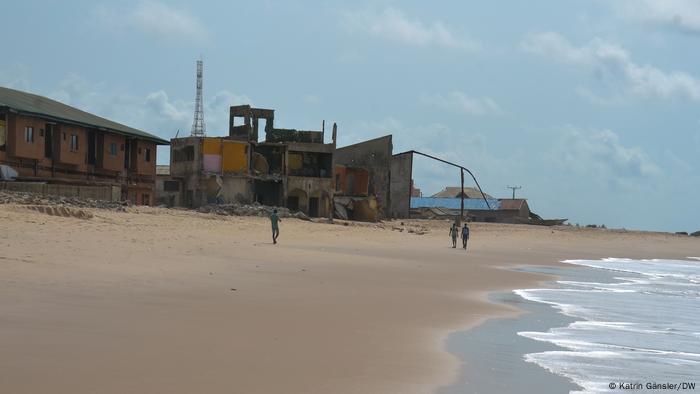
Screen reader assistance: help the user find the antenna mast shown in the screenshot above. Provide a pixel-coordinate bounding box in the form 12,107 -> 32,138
191,59 -> 206,136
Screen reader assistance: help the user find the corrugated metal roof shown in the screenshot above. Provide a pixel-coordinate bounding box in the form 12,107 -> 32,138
430,186 -> 493,199
410,197 -> 500,210
0,86 -> 168,144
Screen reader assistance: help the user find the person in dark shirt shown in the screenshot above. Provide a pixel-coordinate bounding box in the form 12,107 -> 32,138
449,222 -> 458,248
270,209 -> 281,244
462,223 -> 470,250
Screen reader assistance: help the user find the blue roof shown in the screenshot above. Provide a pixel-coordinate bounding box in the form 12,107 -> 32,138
410,197 -> 499,210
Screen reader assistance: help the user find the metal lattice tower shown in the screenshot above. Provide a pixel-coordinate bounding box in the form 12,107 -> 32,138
191,59 -> 206,136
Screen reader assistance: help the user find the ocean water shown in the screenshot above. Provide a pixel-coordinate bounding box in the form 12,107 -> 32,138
515,258 -> 700,393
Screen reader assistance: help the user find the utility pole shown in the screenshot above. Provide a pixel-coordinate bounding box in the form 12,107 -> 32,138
394,150 -> 493,225
507,185 -> 522,199
460,168 -> 465,225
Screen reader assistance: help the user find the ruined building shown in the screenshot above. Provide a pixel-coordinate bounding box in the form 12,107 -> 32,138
168,105 -> 336,217
0,87 -> 168,205
333,135 -> 413,220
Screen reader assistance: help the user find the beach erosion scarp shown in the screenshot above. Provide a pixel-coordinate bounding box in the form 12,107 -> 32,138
0,203 -> 698,394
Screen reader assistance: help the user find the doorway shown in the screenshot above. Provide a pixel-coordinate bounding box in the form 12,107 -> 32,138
124,139 -> 131,169
309,197 -> 319,217
44,124 -> 54,159
253,180 -> 282,206
87,130 -> 96,165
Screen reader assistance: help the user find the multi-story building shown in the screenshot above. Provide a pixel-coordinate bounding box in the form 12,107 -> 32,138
168,105 -> 336,217
0,87 -> 168,205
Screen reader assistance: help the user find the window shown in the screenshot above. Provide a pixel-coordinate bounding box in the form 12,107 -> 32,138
145,148 -> 151,162
163,180 -> 179,192
141,193 -> 150,206
109,142 -> 118,156
24,126 -> 34,143
70,134 -> 79,152
173,146 -> 195,162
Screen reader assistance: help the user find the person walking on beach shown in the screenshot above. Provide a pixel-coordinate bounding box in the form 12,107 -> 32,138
270,209 -> 281,244
449,221 -> 458,248
461,223 -> 470,251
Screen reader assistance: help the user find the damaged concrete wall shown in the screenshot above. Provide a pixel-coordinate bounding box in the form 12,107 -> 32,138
220,176 -> 252,204
170,137 -> 205,207
286,176 -> 333,217
334,135 -> 392,218
267,129 -> 323,143
389,152 -> 413,219
170,137 -> 201,177
334,166 -> 369,197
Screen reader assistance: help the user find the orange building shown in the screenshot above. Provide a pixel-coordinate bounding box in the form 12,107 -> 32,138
0,87 -> 168,205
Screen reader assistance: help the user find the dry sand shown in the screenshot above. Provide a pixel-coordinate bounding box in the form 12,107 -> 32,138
0,204 -> 697,393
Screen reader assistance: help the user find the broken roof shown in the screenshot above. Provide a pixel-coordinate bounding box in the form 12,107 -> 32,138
431,186 -> 493,199
0,86 -> 169,145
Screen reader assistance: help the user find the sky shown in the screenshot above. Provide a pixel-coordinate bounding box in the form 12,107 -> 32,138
2,0 -> 699,232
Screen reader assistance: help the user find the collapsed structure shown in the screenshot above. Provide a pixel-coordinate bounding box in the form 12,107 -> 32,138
333,135 -> 413,221
168,105 -> 335,217
0,87 -> 168,205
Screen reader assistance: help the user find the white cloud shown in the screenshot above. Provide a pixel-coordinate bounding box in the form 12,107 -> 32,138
96,1 -> 209,43
615,0 -> 700,34
344,7 -> 479,51
421,91 -> 502,115
0,64 -> 31,91
521,32 -> 700,101
47,74 -> 249,142
555,126 -> 661,181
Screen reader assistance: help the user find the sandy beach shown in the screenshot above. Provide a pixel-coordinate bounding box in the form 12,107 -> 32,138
1,204 -> 698,394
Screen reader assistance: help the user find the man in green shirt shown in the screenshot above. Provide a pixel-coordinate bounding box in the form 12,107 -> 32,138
270,209 -> 281,244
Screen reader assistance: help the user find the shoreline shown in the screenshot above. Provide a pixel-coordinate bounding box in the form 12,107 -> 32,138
442,257 -> 700,394
438,287 -> 581,394
1,204 -> 698,393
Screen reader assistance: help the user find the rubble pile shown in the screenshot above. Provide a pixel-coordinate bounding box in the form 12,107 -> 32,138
0,190 -> 128,211
389,221 -> 429,235
198,202 -> 311,220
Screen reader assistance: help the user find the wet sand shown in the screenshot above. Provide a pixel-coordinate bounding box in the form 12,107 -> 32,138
439,275 -> 579,394
0,204 -> 698,393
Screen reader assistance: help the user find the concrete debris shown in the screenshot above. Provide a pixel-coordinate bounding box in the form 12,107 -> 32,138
0,165 -> 18,181
390,224 -> 427,235
0,190 -> 128,211
198,202 -> 311,220
0,190 -> 314,221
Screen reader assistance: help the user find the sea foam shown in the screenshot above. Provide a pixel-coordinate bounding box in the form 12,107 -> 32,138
515,258 -> 700,393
